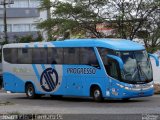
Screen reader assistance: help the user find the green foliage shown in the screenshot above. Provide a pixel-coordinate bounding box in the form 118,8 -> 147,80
37,0 -> 104,39
14,32 -> 43,43
35,32 -> 43,42
39,0 -> 53,10
38,0 -> 160,52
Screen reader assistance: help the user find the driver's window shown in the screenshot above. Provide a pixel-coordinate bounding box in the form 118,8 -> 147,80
107,59 -> 119,80
98,48 -> 119,80
98,48 -> 114,65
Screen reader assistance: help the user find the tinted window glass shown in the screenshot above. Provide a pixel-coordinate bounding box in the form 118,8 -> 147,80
98,48 -> 120,80
98,48 -> 115,65
48,48 -> 63,64
3,48 -> 18,63
18,48 -> 32,64
32,48 -> 47,64
64,48 -> 79,64
107,59 -> 119,80
80,48 -> 99,66
3,48 -> 11,63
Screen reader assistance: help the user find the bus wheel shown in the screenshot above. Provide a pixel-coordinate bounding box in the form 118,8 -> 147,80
92,87 -> 103,102
26,83 -> 36,99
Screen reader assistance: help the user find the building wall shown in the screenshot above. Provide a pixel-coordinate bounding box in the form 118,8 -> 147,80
0,0 -> 48,42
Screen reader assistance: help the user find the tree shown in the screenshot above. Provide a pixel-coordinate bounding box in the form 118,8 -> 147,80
39,0 -> 53,41
38,0 -> 160,49
105,0 -> 159,40
38,0 -> 108,39
137,8 -> 160,52
14,32 -> 43,43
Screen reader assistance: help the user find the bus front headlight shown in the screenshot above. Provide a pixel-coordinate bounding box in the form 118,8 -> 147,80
116,83 -> 124,88
124,86 -> 132,90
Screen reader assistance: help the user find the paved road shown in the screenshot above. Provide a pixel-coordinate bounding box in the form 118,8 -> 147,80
0,92 -> 160,120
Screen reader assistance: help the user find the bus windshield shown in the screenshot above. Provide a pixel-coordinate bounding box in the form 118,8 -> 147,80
98,48 -> 153,84
116,50 -> 153,84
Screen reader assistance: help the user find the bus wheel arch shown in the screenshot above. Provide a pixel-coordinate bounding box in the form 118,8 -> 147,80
25,82 -> 40,99
90,84 -> 104,102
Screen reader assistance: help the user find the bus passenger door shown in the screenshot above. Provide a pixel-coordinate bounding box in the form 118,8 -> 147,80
105,58 -> 121,96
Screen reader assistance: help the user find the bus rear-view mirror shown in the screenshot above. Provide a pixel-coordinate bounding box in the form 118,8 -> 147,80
148,53 -> 159,67
106,54 -> 124,70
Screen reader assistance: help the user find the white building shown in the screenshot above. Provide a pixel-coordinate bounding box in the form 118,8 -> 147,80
0,0 -> 48,42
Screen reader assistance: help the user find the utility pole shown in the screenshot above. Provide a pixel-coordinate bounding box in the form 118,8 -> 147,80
0,0 -> 14,43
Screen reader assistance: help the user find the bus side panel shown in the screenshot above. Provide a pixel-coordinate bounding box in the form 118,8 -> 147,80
63,65 -> 108,97
3,72 -> 25,93
37,64 -> 67,95
3,72 -> 15,92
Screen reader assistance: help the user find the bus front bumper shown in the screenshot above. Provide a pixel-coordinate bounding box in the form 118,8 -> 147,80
105,82 -> 154,99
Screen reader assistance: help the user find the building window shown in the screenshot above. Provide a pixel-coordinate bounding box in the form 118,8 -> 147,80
13,24 -> 30,32
0,25 -> 3,32
10,0 -> 29,8
0,24 -> 12,32
30,24 -> 38,31
30,0 -> 41,8
1,0 -> 41,8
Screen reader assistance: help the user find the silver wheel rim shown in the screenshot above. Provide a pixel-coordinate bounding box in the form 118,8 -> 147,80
28,87 -> 33,97
94,90 -> 100,98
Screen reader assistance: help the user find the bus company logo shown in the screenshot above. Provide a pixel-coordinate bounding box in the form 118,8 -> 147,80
40,68 -> 59,92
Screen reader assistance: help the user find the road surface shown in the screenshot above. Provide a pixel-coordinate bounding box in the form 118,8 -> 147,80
0,92 -> 160,120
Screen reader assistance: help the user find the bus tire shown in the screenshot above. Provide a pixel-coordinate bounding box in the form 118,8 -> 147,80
92,86 -> 103,102
25,83 -> 37,99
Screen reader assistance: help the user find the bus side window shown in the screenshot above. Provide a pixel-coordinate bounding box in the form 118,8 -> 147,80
80,48 -> 99,67
64,48 -> 79,64
48,48 -> 63,64
3,48 -> 18,64
18,48 -> 32,64
3,48 -> 11,63
48,48 -> 57,64
32,48 -> 47,64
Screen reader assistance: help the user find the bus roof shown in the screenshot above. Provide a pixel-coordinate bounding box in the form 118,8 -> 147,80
3,38 -> 145,51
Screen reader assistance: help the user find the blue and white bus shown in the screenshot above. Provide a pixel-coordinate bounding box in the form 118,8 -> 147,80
2,39 -> 159,102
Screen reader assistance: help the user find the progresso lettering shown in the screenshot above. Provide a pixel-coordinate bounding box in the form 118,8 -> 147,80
67,68 -> 96,74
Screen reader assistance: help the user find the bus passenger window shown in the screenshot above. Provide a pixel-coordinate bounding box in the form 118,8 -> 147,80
18,48 -> 32,64
64,48 -> 79,64
48,48 -> 63,64
80,48 -> 99,67
3,48 -> 18,63
32,48 -> 47,64
3,48 -> 11,63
